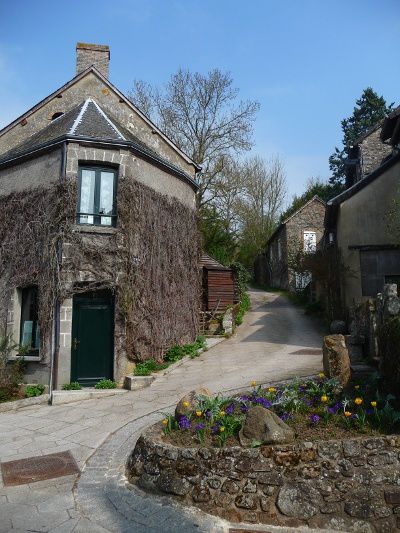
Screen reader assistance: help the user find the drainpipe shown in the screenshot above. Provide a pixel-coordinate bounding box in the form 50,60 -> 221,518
49,141 -> 67,397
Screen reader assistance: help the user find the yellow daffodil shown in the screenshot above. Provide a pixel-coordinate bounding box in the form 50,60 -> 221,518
219,426 -> 225,433
268,387 -> 276,394
251,380 -> 257,387
354,385 -> 360,390
183,401 -> 190,408
219,410 -> 225,417
371,401 -> 377,408
318,372 -> 325,378
321,395 -> 328,403
162,419 -> 168,426
195,410 -> 202,417
344,411 -> 352,417
354,397 -> 363,406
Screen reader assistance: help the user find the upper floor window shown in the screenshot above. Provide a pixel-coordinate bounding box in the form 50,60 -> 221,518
20,286 -> 40,354
303,231 -> 316,253
77,166 -> 117,226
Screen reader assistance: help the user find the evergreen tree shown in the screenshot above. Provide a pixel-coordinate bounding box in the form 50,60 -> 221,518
329,88 -> 394,185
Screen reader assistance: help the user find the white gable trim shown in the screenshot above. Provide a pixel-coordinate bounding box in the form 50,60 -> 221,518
69,98 -> 126,140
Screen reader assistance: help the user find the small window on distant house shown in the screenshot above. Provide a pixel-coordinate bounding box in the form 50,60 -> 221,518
20,286 -> 40,354
77,166 -> 117,226
51,112 -> 64,121
303,231 -> 317,253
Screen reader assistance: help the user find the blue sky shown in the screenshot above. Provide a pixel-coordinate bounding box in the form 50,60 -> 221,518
0,0 -> 399,202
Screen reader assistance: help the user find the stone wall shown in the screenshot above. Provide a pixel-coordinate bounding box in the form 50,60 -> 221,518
128,424 -> 400,532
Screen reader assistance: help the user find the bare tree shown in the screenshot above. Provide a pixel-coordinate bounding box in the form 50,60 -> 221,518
129,69 -> 259,206
236,155 -> 287,267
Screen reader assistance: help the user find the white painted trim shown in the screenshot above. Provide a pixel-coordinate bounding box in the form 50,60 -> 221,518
89,99 -> 126,140
69,98 -> 125,140
69,98 -> 91,135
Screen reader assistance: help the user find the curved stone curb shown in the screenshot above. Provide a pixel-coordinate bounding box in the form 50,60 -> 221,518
76,407 -> 228,532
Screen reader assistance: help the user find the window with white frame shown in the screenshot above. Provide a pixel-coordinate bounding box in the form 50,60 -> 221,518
303,231 -> 316,253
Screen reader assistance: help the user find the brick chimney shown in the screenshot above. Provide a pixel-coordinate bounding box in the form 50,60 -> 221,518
76,42 -> 110,78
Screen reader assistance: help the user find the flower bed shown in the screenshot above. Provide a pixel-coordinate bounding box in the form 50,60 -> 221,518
128,423 -> 400,530
127,376 -> 400,529
162,376 -> 400,448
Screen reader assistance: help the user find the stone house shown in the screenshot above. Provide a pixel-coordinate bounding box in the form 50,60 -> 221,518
256,196 -> 326,291
0,43 -> 200,389
345,120 -> 392,188
325,108 -> 400,309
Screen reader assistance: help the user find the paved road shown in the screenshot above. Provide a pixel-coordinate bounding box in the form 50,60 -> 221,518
0,290 -> 324,532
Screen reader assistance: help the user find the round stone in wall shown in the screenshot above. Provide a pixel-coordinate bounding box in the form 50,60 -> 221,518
277,482 -> 321,519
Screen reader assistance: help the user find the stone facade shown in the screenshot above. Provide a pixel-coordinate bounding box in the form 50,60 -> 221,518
128,423 -> 400,531
0,74 -> 196,177
259,196 -> 326,292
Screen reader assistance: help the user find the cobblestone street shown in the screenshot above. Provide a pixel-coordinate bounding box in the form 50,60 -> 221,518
0,290 -> 323,532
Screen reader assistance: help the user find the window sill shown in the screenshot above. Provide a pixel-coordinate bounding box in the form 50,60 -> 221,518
8,355 -> 41,362
72,225 -> 118,235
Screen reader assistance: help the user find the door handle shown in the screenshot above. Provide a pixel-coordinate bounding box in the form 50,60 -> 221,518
73,338 -> 80,350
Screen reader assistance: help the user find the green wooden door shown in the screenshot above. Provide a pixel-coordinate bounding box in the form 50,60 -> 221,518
71,293 -> 114,386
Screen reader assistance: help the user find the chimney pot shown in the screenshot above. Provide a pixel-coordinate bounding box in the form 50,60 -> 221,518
76,42 -> 110,78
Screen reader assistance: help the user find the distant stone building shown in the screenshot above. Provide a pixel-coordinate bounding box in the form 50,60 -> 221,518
345,120 -> 392,188
326,107 -> 400,308
0,43 -> 200,389
255,196 -> 326,292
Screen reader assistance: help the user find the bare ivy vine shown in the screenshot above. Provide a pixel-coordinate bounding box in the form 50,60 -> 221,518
0,176 -> 200,362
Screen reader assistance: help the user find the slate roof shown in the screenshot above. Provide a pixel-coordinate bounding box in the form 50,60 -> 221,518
0,98 -> 199,190
1,98 -> 142,160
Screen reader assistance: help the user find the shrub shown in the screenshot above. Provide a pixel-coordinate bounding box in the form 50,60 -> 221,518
25,384 -> 45,397
0,335 -> 26,402
62,382 -> 82,390
235,293 -> 251,326
164,336 -> 207,363
134,359 -> 169,376
94,379 -> 118,389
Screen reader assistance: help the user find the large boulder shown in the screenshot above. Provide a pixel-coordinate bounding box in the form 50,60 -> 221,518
175,388 -> 212,418
323,334 -> 351,386
239,406 -> 294,447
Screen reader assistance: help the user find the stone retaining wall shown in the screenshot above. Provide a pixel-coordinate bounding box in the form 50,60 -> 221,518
127,424 -> 400,532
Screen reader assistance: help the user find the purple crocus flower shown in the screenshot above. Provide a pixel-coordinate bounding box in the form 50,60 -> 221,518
327,406 -> 336,415
211,422 -> 221,434
280,412 -> 289,421
255,397 -> 272,409
310,414 -> 321,424
224,404 -> 235,415
240,404 -> 249,413
239,395 -> 249,402
178,415 -> 191,430
366,408 -> 373,416
204,410 -> 212,420
195,423 -> 205,431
